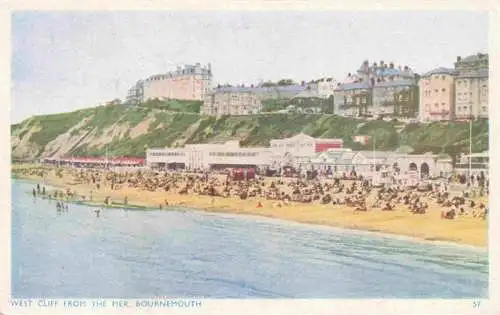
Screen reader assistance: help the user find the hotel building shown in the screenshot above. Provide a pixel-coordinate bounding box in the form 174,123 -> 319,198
334,60 -> 418,118
454,53 -> 489,120
142,63 -> 213,102
333,82 -> 372,117
201,85 -> 310,116
202,87 -> 262,116
418,68 -> 457,122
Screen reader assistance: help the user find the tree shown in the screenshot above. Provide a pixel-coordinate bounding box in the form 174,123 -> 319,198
262,81 -> 277,87
277,79 -> 295,86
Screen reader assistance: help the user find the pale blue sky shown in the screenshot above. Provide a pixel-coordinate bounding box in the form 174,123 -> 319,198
11,11 -> 488,123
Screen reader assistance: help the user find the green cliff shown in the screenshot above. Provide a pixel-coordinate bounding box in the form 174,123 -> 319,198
11,104 -> 489,161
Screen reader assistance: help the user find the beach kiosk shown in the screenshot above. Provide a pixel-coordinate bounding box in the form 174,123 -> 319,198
230,168 -> 255,181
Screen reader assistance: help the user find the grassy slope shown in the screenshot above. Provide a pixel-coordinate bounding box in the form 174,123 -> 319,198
11,105 -> 489,158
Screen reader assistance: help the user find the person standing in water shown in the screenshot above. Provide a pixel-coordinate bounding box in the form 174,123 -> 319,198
94,208 -> 101,217
32,188 -> 36,198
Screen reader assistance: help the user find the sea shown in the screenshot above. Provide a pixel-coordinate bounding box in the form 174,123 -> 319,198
11,179 -> 488,298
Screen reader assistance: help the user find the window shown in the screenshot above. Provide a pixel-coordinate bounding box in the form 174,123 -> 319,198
434,89 -> 438,93
441,88 -> 446,92
434,103 -> 439,108
441,76 -> 446,80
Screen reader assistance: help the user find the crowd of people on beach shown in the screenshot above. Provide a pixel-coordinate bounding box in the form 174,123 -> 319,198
16,164 -> 488,221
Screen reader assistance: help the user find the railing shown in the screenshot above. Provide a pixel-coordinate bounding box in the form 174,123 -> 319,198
429,111 -> 450,115
454,163 -> 489,170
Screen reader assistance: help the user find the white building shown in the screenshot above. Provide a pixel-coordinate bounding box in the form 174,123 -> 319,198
145,133 -> 457,180
146,140 -> 273,170
303,149 -> 445,179
454,151 -> 489,176
146,134 -> 343,170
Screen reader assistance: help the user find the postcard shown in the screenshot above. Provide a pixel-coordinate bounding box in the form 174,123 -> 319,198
1,3 -> 497,315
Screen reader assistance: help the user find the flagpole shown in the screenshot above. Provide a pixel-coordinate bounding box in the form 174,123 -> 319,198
469,119 -> 472,185
372,134 -> 375,179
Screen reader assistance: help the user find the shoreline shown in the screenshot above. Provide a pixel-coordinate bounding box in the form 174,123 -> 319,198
12,174 -> 488,248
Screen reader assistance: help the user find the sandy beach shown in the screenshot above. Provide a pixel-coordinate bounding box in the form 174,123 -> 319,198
12,164 -> 488,248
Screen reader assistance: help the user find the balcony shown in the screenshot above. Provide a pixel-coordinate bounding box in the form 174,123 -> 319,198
429,111 -> 450,115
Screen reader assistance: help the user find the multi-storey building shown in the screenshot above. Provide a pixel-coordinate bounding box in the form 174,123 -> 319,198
125,80 -> 144,105
142,63 -> 212,102
202,87 -> 262,116
454,53 -> 488,120
201,84 -> 310,116
372,80 -> 418,118
308,78 -> 337,99
418,68 -> 457,122
334,60 -> 418,118
333,82 -> 372,117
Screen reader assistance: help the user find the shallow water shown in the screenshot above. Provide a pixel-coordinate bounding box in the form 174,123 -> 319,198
11,180 -> 488,298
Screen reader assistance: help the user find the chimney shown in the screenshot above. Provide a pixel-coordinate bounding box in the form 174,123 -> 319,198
389,62 -> 394,69
457,56 -> 461,62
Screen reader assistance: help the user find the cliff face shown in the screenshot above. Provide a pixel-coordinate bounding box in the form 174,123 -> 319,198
11,104 -> 489,160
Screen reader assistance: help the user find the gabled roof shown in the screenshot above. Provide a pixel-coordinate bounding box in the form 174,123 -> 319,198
355,151 -> 392,159
373,79 -> 415,88
317,151 -> 344,159
290,132 -> 315,141
334,82 -> 372,92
